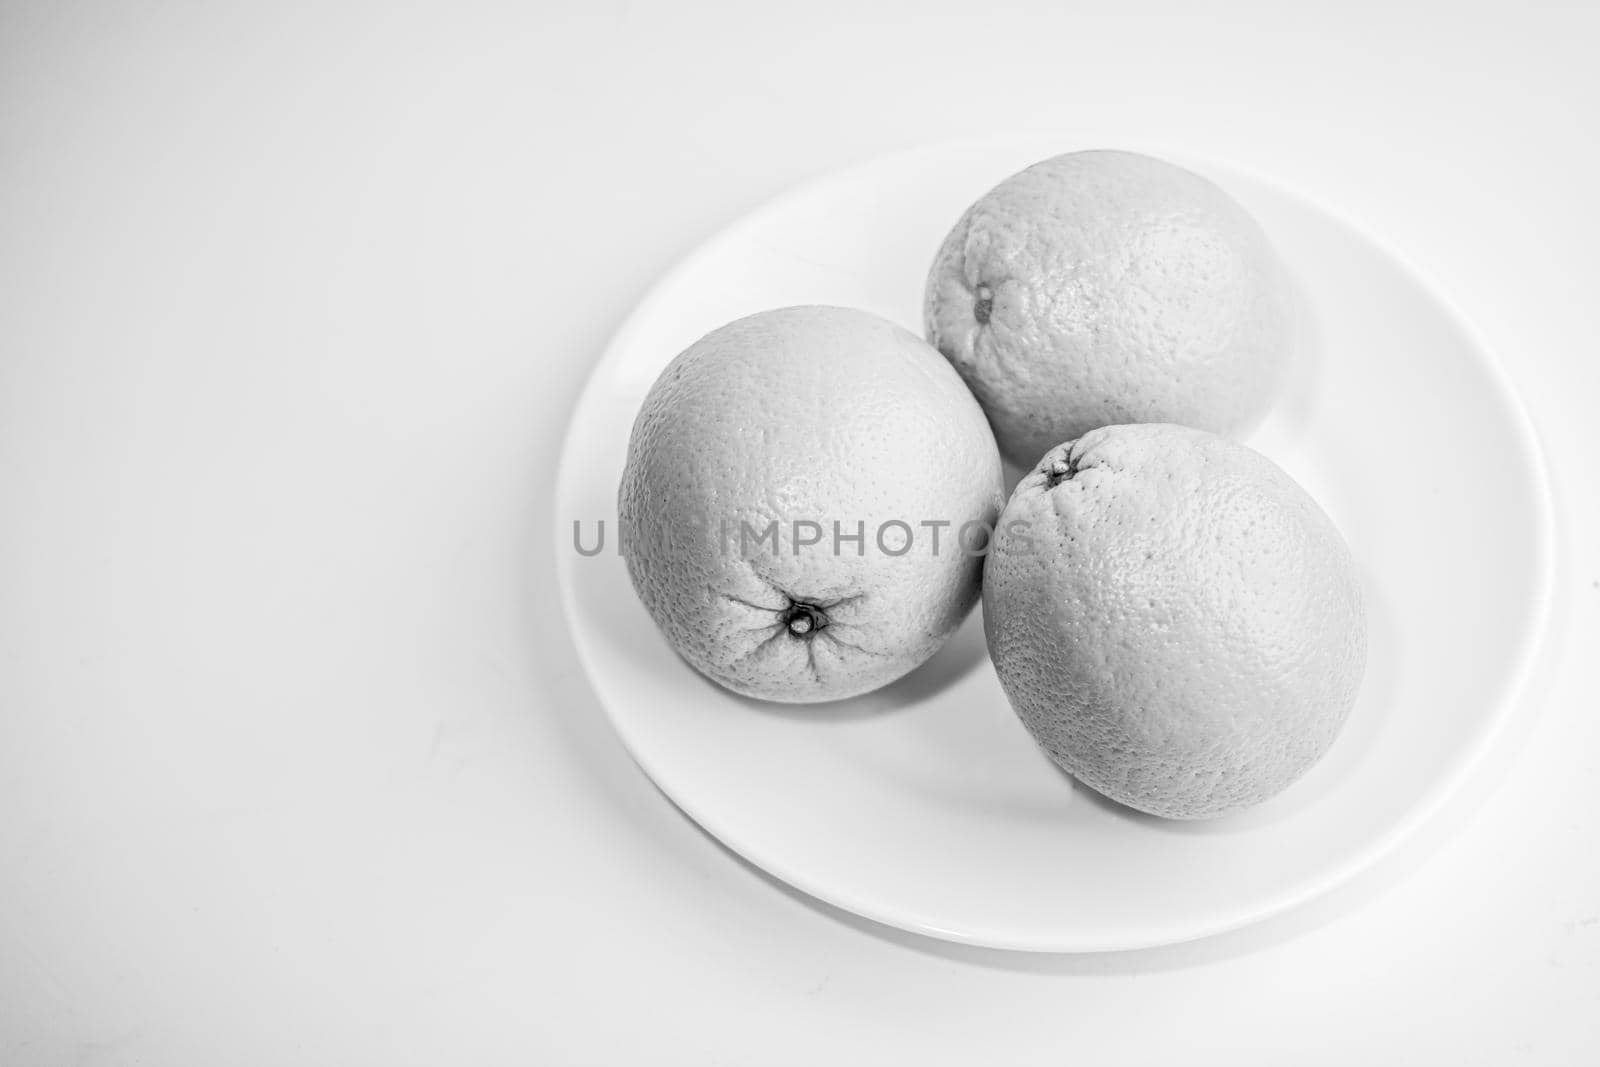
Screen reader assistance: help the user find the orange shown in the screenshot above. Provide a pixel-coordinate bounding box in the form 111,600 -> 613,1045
983,423 -> 1366,818
926,150 -> 1294,468
620,306 -> 1004,703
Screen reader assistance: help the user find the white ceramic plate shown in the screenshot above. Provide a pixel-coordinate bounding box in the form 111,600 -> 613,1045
553,135 -> 1554,952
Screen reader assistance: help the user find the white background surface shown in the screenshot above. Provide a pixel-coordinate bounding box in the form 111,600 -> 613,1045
2,1 -> 1596,1063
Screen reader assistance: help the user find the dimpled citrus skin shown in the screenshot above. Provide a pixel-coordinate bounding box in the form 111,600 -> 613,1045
620,306 -> 1004,703
983,424 -> 1366,819
925,150 -> 1294,468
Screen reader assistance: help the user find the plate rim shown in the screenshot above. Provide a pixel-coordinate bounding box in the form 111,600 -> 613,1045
552,132 -> 1558,952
